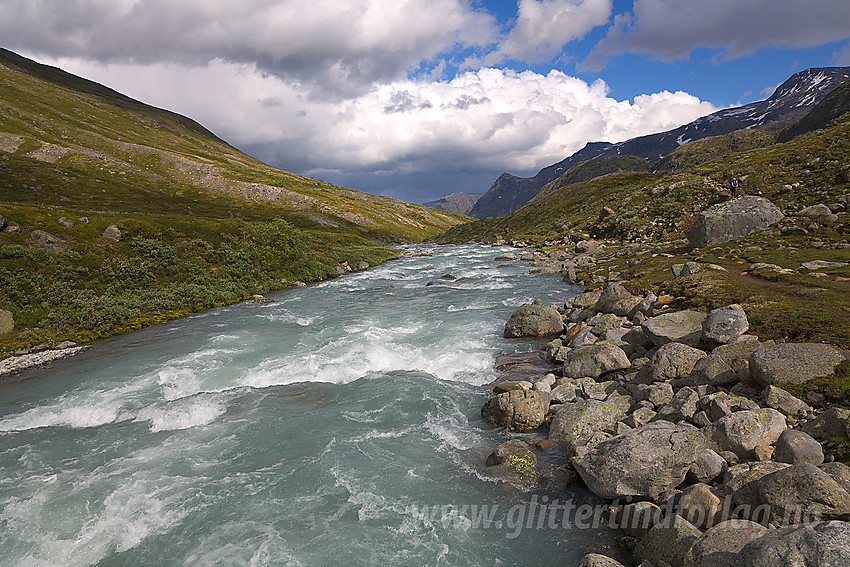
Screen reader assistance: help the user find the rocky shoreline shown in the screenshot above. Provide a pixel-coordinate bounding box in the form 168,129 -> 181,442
482,248 -> 850,567
0,342 -> 91,378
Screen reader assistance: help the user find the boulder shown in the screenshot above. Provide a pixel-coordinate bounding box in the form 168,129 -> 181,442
576,554 -> 626,567
685,196 -> 784,248
561,342 -> 631,379
802,407 -> 850,440
687,449 -> 728,484
821,462 -> 850,494
680,482 -> 723,528
102,224 -> 122,242
612,296 -> 641,318
57,216 -> 75,228
594,283 -> 634,314
683,520 -> 768,567
702,304 -> 749,346
799,203 -> 834,217
0,308 -> 13,335
733,463 -> 850,525
643,310 -> 707,347
672,261 -> 704,278
481,390 -> 549,432
0,212 -> 6,231
504,304 -> 564,338
654,386 -> 700,423
705,409 -> 787,460
642,342 -> 707,383
614,500 -> 663,538
634,514 -> 703,567
572,420 -> 705,500
571,290 -> 602,310
689,353 -> 737,387
632,382 -> 675,407
484,439 -> 538,486
494,252 -> 517,261
749,343 -> 846,386
722,461 -> 790,493
761,385 -> 812,417
29,229 -> 65,254
737,521 -> 850,567
712,339 -> 761,381
587,313 -> 625,336
773,429 -> 824,465
548,393 -> 632,452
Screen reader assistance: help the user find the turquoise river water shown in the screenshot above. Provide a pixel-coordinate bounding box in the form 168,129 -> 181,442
0,245 -> 625,566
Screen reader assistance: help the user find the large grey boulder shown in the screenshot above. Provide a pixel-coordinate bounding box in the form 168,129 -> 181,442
548,393 -> 632,452
634,514 -> 703,567
683,520 -> 768,567
484,439 -> 538,487
561,342 -> 631,379
773,429 -> 824,466
713,339 -> 761,381
749,343 -> 846,386
654,386 -> 700,423
679,482 -> 723,528
29,229 -> 65,254
737,521 -> 850,567
689,353 -> 737,387
614,500 -> 663,538
504,304 -> 564,338
576,553 -> 626,567
643,310 -> 707,347
722,461 -> 790,493
0,308 -> 13,335
704,409 -> 786,460
733,463 -> 850,525
802,407 -> 850,440
761,385 -> 812,417
702,304 -> 749,346
594,283 -> 634,314
571,290 -> 602,310
687,449 -> 728,484
102,224 -> 122,242
685,196 -> 784,248
642,342 -> 707,383
572,420 -> 705,500
481,390 -> 549,432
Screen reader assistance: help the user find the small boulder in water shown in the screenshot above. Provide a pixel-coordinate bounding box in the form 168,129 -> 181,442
504,304 -> 564,338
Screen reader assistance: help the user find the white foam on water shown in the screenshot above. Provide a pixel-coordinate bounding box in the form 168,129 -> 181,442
136,395 -> 227,433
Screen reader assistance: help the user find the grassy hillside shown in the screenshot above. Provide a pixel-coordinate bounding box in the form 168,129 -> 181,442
434,108 -> 850,348
0,49 -> 466,353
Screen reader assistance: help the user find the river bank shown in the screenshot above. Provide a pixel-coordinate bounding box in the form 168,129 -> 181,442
481,244 -> 850,567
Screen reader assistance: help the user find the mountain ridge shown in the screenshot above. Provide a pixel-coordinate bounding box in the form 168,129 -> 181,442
469,66 -> 850,219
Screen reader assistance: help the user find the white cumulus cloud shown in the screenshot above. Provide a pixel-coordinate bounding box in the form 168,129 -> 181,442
586,0 -> 850,69
44,57 -> 716,181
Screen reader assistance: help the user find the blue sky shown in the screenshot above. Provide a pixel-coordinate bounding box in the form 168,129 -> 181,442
3,0 -> 850,203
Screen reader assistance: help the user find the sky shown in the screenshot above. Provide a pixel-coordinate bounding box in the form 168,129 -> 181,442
3,0 -> 850,204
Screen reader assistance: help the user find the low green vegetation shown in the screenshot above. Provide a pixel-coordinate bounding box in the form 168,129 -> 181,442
0,50 -> 466,354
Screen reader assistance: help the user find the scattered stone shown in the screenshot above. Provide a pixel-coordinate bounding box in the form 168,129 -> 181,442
671,261 -> 703,278
722,461 -> 790,493
614,501 -> 663,538
494,252 -> 517,261
679,482 -> 723,528
57,216 -> 75,228
687,448 -> 728,485
750,343 -> 846,386
548,394 -> 632,453
102,224 -> 122,242
684,520 -> 769,567
761,385 -> 812,418
561,342 -> 631,379
504,304 -> 564,338
734,463 -> 850,525
802,407 -> 850,440
594,283 -> 634,314
802,260 -> 848,270
576,553 -> 626,567
799,203 -> 833,217
654,386 -> 700,423
481,390 -> 549,432
737,521 -> 850,567
29,229 -> 65,254
773,429 -> 824,466
640,342 -> 707,383
634,514 -> 702,567
492,381 -> 532,394
702,304 -> 749,346
705,408 -> 787,460
689,353 -> 737,387
572,290 -> 602,310
572,421 -> 705,500
484,439 -> 538,486
686,196 -> 784,248
0,308 -> 13,335
642,310 -> 706,347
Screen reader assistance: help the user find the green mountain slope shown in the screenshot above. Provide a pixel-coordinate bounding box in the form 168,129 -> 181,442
0,49 -> 465,352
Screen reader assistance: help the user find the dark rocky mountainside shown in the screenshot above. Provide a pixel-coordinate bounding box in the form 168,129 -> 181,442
424,192 -> 481,216
469,67 -> 850,219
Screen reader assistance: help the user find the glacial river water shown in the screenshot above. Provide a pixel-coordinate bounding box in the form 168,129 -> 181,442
0,245 -> 625,566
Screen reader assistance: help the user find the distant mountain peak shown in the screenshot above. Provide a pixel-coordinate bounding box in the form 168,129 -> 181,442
468,66 -> 850,219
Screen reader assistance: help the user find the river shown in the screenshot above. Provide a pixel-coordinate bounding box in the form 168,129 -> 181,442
0,244 -> 624,566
